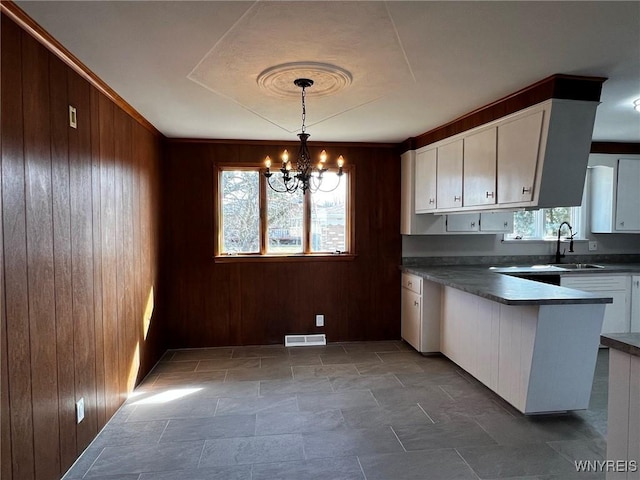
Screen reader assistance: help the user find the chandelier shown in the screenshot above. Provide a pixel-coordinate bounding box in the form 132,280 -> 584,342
264,78 -> 344,194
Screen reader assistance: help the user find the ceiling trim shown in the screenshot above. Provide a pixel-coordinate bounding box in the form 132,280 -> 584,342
400,74 -> 607,154
591,142 -> 640,154
167,138 -> 398,149
0,0 -> 161,137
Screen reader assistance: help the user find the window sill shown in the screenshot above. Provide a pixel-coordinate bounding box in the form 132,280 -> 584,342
501,238 -> 588,244
214,253 -> 357,263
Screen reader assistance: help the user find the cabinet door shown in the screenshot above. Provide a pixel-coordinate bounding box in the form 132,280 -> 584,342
560,275 -> 630,334
497,110 -> 544,204
436,139 -> 463,209
615,159 -> 640,231
415,149 -> 437,213
464,127 -> 497,206
446,213 -> 479,232
632,276 -> 640,333
480,212 -> 513,232
401,288 -> 421,351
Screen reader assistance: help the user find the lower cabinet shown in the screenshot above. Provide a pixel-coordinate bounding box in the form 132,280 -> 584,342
632,276 -> 640,333
401,273 -> 441,353
561,275 -> 631,334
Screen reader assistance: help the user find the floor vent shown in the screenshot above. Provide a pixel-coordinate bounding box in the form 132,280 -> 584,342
284,334 -> 326,347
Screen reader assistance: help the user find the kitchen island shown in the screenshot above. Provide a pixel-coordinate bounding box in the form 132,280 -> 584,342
402,265 -> 612,414
601,333 -> 640,480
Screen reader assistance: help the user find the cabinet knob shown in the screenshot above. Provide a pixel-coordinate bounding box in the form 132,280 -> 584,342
485,191 -> 494,198
454,195 -> 461,202
522,186 -> 531,194
429,198 -> 435,204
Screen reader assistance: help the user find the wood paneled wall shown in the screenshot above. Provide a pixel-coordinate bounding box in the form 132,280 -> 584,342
162,141 -> 401,347
1,14 -> 164,480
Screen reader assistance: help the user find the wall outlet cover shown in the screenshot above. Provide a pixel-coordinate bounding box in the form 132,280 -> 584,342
76,398 -> 85,424
315,314 -> 324,327
588,241 -> 598,251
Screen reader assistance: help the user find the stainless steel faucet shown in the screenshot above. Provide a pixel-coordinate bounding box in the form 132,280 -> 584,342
555,221 -> 574,264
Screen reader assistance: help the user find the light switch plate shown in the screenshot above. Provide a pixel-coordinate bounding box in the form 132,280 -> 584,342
76,397 -> 85,423
69,105 -> 77,129
588,241 -> 598,251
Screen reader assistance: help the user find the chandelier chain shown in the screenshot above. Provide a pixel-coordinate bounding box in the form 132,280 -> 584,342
301,85 -> 307,134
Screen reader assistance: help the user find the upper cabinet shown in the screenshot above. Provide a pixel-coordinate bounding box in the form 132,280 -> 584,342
410,98 -> 599,214
590,158 -> 640,233
463,128 -> 497,207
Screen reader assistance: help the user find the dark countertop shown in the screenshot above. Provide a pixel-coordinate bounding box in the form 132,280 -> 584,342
600,333 -> 640,357
402,265 -> 614,306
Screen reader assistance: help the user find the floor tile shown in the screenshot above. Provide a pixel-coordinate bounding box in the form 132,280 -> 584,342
125,395 -> 218,422
215,394 -> 298,415
160,415 -> 256,442
297,391 -> 378,411
376,351 -> 425,364
259,378 -> 332,396
224,365 -> 293,382
546,437 -> 607,464
199,434 -> 304,467
139,465 -> 251,480
339,341 -> 404,353
359,449 -> 478,480
252,456 -> 365,480
151,371 -> 227,388
196,358 -> 260,371
340,404 -> 433,428
85,441 -> 204,477
151,361 -> 199,374
393,419 -> 497,451
231,345 -> 288,358
255,409 -> 345,435
288,345 -> 347,356
87,420 -> 168,447
457,443 -> 576,478
188,380 -> 260,398
260,355 -> 322,367
302,426 -> 404,459
395,371 -> 472,388
329,374 -> 403,391
292,364 -> 360,379
320,352 -> 382,365
371,385 -> 453,408
356,362 -> 424,375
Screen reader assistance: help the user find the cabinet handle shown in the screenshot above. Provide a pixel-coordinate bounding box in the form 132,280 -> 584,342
407,281 -> 412,287
454,195 -> 461,202
429,198 -> 435,204
522,186 -> 531,194
504,221 -> 509,228
485,191 -> 494,198
471,222 -> 476,228
620,221 -> 625,227
413,301 -> 419,307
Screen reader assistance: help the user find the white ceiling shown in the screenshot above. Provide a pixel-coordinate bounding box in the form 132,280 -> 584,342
16,1 -> 640,144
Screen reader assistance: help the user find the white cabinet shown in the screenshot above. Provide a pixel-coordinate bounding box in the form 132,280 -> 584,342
446,214 -> 479,232
401,273 -> 441,353
444,212 -> 513,233
415,148 -> 437,213
632,276 -> 640,333
561,275 -> 631,334
497,110 -> 544,204
590,159 -> 640,233
406,98 -> 598,214
436,139 -> 463,209
463,127 -> 497,207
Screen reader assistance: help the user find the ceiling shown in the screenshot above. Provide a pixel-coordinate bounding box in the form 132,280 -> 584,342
16,1 -> 640,144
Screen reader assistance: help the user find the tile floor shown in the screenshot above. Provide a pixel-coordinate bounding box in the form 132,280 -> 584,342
63,342 -> 609,480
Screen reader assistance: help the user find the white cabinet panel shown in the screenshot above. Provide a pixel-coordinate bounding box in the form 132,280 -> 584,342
446,213 -> 479,232
415,148 -> 437,213
480,212 -> 513,232
464,127 -> 497,206
436,139 -> 463,209
401,288 -> 421,351
561,275 -> 631,334
632,276 -> 640,333
497,110 -> 544,204
615,159 -> 640,231
401,274 -> 441,353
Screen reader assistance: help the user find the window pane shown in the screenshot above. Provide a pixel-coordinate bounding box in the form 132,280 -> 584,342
543,207 -> 572,238
267,186 -> 303,254
310,172 -> 348,252
220,170 -> 259,253
510,210 -> 536,239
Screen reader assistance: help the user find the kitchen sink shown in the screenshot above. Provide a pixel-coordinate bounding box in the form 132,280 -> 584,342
552,263 -> 605,270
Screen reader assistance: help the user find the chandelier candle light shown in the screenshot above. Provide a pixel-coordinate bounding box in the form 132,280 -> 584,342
264,78 -> 344,194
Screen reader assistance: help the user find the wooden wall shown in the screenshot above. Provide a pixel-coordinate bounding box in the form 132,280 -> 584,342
162,141 -> 401,347
1,14 -> 164,480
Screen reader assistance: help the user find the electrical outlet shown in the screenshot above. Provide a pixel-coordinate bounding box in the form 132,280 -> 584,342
69,105 -> 77,129
315,314 -> 324,327
76,398 -> 85,424
588,241 -> 598,251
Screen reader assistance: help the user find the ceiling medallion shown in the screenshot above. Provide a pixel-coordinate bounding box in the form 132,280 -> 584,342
257,62 -> 352,98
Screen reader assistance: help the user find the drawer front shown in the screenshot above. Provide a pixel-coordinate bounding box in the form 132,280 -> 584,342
561,274 -> 629,291
402,273 -> 422,294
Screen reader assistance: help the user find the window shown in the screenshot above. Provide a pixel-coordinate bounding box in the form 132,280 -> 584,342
506,206 -> 583,240
217,166 -> 352,257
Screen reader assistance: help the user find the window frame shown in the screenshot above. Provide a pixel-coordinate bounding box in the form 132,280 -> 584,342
503,205 -> 585,242
214,163 -> 355,261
